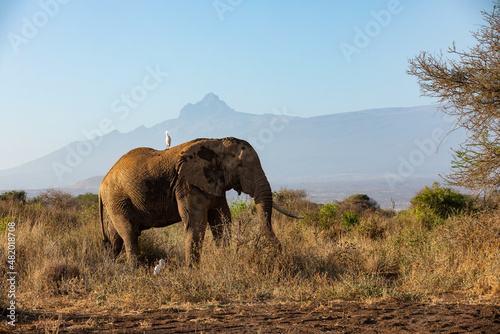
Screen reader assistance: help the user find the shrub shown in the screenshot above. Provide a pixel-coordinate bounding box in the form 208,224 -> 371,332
36,261 -> 81,292
273,188 -> 316,220
230,198 -> 256,218
303,194 -> 381,235
273,189 -> 308,203
0,190 -> 26,202
410,182 -> 475,227
342,210 -> 359,228
356,214 -> 390,240
76,193 -> 98,207
318,203 -> 337,229
37,189 -> 76,209
338,194 -> 379,216
0,216 -> 12,232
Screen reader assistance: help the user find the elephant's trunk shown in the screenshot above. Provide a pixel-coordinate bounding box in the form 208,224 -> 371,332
251,175 -> 280,246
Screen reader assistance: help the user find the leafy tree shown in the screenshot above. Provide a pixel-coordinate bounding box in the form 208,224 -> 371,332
407,3 -> 500,194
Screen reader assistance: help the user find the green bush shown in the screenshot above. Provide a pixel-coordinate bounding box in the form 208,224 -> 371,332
0,216 -> 14,232
318,203 -> 337,229
230,198 -> 256,218
410,182 -> 475,227
76,193 -> 98,206
342,210 -> 359,228
0,190 -> 26,202
304,194 -> 380,232
337,194 -> 378,229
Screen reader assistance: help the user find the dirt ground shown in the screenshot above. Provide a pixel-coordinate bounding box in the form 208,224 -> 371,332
4,300 -> 500,333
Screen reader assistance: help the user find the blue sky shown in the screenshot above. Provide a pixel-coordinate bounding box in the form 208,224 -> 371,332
0,0 -> 494,170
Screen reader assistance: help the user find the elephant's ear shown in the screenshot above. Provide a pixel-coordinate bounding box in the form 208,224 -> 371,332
177,142 -> 226,197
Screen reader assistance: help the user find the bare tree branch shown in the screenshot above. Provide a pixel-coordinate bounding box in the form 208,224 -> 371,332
407,2 -> 500,194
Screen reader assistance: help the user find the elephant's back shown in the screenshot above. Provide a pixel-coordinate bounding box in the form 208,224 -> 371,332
100,147 -> 170,213
111,147 -> 165,169
120,147 -> 159,160
101,148 -> 161,190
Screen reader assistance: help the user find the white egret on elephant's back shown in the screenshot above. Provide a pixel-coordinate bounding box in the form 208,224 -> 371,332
165,130 -> 171,149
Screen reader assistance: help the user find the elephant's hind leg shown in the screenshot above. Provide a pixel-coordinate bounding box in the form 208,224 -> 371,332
102,218 -> 124,257
111,215 -> 140,266
108,224 -> 124,257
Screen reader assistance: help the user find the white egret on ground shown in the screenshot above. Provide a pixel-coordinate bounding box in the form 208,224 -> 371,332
154,259 -> 166,275
165,130 -> 171,149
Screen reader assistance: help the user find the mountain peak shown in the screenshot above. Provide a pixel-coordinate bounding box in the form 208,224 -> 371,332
179,93 -> 235,120
201,92 -> 220,105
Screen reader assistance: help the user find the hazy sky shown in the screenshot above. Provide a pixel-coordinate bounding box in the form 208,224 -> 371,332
0,0 -> 494,170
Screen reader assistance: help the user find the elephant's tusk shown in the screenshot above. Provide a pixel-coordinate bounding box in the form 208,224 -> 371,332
272,201 -> 304,219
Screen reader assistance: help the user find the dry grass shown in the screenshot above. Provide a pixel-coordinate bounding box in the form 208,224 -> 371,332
1,188 -> 499,316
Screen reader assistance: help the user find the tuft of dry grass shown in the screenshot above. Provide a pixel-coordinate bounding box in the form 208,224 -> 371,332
0,188 -> 499,315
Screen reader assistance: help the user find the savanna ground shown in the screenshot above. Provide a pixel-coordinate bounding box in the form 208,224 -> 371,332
1,186 -> 500,333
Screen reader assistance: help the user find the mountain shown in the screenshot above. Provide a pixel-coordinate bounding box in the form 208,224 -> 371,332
0,93 -> 466,208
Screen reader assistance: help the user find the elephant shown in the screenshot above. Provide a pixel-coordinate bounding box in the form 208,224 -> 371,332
98,137 -> 303,266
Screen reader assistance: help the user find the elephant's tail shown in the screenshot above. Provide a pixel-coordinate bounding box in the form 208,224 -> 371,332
99,192 -> 109,244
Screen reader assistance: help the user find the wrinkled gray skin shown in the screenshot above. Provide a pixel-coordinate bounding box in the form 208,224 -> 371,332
99,137 -> 301,266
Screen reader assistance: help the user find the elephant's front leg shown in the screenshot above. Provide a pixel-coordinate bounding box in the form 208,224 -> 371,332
178,200 -> 208,265
208,199 -> 231,248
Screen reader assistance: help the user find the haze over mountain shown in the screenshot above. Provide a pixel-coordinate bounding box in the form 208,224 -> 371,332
0,93 -> 465,208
